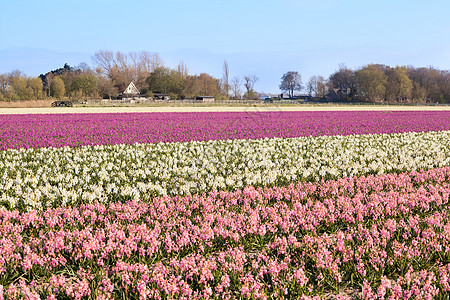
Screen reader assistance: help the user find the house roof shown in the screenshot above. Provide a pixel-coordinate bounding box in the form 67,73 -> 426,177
123,82 -> 140,95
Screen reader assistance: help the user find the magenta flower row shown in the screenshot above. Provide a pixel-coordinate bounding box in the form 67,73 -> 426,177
1,167 -> 449,299
0,111 -> 449,149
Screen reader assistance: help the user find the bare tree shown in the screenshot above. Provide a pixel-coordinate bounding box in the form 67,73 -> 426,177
129,51 -> 140,83
139,51 -> 163,74
307,76 -> 317,96
306,75 -> 327,97
92,50 -> 164,92
222,60 -> 230,98
137,51 -> 163,90
243,75 -> 258,94
177,60 -> 189,78
316,76 -> 327,98
243,75 -> 258,99
45,73 -> 54,97
92,50 -> 115,77
230,76 -> 242,99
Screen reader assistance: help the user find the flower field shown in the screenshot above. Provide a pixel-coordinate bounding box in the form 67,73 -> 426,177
0,111 -> 449,299
0,111 -> 449,149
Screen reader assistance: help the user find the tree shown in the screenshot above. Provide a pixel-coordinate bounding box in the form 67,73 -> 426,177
222,60 -> 230,98
279,71 -> 302,98
44,73 -> 54,97
315,76 -> 327,98
51,76 -> 65,98
98,76 -> 118,99
183,73 -> 222,99
241,75 -> 258,99
307,75 -> 327,98
329,64 -> 354,89
77,62 -> 91,72
92,50 -> 163,93
197,73 -> 222,96
40,63 -> 76,97
70,73 -> 98,98
411,81 -> 427,102
146,67 -> 184,98
328,64 -> 356,99
306,76 -> 317,96
177,60 -> 188,78
9,71 -> 28,99
0,74 -> 8,98
407,66 -> 449,103
27,77 -> 44,99
92,50 -> 115,77
354,64 -> 387,102
230,76 -> 242,99
385,66 -> 413,102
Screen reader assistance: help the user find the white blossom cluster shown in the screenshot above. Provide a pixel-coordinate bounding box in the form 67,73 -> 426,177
0,131 -> 449,211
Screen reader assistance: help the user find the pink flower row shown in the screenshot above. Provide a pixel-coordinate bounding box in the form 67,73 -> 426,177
0,168 -> 449,299
0,111 -> 449,149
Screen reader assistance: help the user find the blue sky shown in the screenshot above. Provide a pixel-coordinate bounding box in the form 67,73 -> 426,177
1,0 -> 449,93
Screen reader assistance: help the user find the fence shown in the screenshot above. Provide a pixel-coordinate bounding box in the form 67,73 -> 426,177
81,99 -> 269,106
78,98 -> 450,107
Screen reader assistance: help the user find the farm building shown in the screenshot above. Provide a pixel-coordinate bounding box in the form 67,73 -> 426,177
122,82 -> 140,98
195,96 -> 215,103
153,93 -> 170,100
328,88 -> 351,101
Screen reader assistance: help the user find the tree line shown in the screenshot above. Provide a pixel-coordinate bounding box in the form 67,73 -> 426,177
1,50 -> 449,103
281,64 -> 450,103
0,50 -> 260,101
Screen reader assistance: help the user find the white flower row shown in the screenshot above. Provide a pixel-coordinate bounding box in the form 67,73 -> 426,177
0,131 -> 449,211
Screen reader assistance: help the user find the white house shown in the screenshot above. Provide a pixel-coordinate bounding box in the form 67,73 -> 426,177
123,82 -> 140,97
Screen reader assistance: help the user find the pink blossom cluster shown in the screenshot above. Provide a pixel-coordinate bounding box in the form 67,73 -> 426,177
0,111 -> 449,149
0,167 -> 449,299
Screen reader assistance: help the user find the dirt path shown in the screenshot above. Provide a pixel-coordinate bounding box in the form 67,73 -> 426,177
0,105 -> 449,114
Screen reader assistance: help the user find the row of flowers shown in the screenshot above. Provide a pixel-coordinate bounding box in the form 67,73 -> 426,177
0,111 -> 449,149
0,130 -> 449,211
0,167 -> 449,299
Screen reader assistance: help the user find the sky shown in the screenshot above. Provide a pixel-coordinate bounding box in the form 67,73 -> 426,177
1,0 -> 450,93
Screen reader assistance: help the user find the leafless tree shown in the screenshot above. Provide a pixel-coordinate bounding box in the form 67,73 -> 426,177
139,51 -> 163,74
45,73 -> 54,97
92,50 -> 115,77
316,76 -> 327,98
242,75 -> 258,99
307,75 -> 327,97
307,76 -> 317,96
177,60 -> 189,78
92,50 -> 163,92
243,75 -> 258,94
230,76 -> 242,99
129,52 -> 140,83
222,60 -> 230,98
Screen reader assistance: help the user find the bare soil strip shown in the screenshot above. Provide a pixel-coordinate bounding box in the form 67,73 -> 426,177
0,105 -> 449,114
